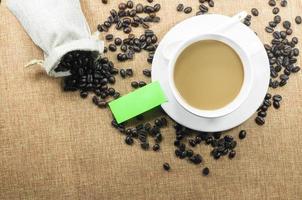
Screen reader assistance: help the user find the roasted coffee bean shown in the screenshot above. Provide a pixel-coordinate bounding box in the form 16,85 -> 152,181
274,15 -> 281,23
176,3 -> 184,12
228,150 -> 236,159
189,139 -> 196,147
272,7 -> 279,14
136,3 -> 144,13
213,132 -> 222,140
279,80 -> 287,87
153,144 -> 160,151
202,167 -> 210,176
295,16 -> 302,24
114,38 -> 122,46
163,163 -> 170,171
101,0 -> 108,4
208,0 -> 214,7
255,116 -> 265,126
120,69 -> 126,78
80,91 -> 88,98
123,27 -> 132,34
184,7 -> 192,14
154,4 -> 161,12
280,0 -> 287,7
126,68 -> 133,76
199,5 -> 208,13
283,21 -> 291,29
273,94 -> 282,102
263,100 -> 272,107
239,130 -> 247,140
186,149 -> 194,158
243,20 -> 251,26
105,34 -> 113,41
292,66 -> 300,73
118,3 -> 127,10
120,44 -> 128,52
273,101 -> 280,109
292,37 -> 299,44
143,69 -> 151,77
125,136 -> 134,145
265,93 -> 272,100
126,0 -> 134,8
190,154 -> 202,164
108,44 -> 117,52
258,111 -> 267,118
265,26 -> 274,33
268,0 -> 276,7
141,142 -> 150,150
138,81 -> 147,87
251,8 -> 259,16
286,29 -> 293,35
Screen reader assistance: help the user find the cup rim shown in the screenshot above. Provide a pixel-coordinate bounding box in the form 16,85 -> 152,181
168,33 -> 253,118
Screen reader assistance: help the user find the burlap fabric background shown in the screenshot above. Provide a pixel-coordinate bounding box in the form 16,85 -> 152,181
0,0 -> 302,199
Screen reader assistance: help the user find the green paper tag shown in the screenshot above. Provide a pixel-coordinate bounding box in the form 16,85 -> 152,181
109,81 -> 167,124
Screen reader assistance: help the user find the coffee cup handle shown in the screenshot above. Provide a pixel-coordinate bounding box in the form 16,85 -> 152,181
162,11 -> 248,61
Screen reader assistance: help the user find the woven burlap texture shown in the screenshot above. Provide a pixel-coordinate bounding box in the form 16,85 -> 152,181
0,0 -> 302,199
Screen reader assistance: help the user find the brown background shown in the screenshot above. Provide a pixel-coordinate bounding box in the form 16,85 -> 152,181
1,0 -> 302,199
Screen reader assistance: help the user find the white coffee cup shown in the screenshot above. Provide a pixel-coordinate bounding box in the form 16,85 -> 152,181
163,12 -> 254,118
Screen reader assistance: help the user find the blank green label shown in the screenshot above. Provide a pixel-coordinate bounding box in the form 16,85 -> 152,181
109,81 -> 168,124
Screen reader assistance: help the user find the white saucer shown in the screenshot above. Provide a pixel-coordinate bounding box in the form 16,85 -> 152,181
152,14 -> 270,132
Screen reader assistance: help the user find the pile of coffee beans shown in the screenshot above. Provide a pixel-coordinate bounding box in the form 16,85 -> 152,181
176,0 -> 215,16
56,51 -> 119,105
97,1 -> 160,63
111,115 -> 168,151
244,1 -> 301,125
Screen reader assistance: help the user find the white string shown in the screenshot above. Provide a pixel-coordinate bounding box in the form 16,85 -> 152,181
24,59 -> 44,68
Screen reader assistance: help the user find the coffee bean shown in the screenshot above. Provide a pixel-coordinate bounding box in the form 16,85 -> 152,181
141,142 -> 150,150
177,3 -> 184,12
283,21 -> 291,29
291,66 -> 300,73
251,8 -> 259,16
105,34 -> 113,41
273,101 -> 280,109
213,132 -> 222,140
199,5 -> 208,13
202,167 -> 210,176
265,26 -> 274,33
118,3 -> 127,10
153,144 -> 160,151
274,15 -> 281,23
138,81 -> 147,87
255,116 -> 265,126
280,0 -> 287,7
184,7 -> 192,14
126,0 -> 134,9
80,91 -> 88,98
114,38 -> 122,46
120,69 -> 126,78
258,111 -> 267,118
295,16 -> 302,24
272,7 -> 279,14
163,163 -> 170,171
101,0 -> 108,4
208,0 -> 214,7
190,154 -> 202,164
108,44 -> 117,52
136,3 -> 144,13
286,29 -> 293,35
273,94 -> 282,102
154,4 -> 161,12
239,130 -> 247,140
268,0 -> 276,7
228,150 -> 236,159
265,93 -> 272,100
125,136 -> 134,145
